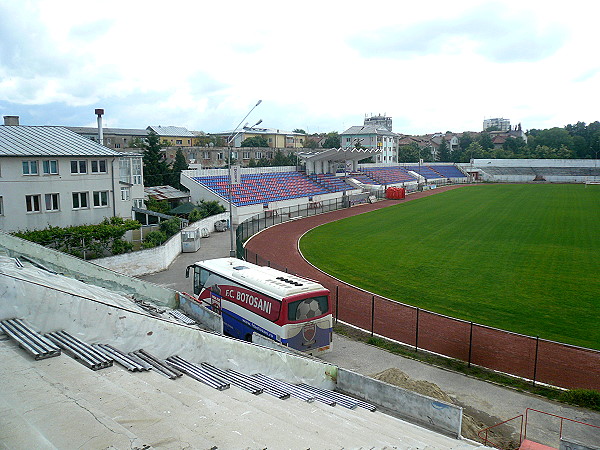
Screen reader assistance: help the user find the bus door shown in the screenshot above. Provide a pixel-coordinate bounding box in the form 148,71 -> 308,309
209,285 -> 222,315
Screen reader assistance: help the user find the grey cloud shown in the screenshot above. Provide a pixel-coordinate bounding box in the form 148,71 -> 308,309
68,19 -> 115,42
349,3 -> 569,63
188,72 -> 228,97
0,3 -> 74,78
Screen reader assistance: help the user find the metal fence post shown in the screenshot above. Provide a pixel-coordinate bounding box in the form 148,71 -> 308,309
533,336 -> 539,386
335,286 -> 339,324
371,295 -> 375,337
468,321 -> 473,367
415,307 -> 419,352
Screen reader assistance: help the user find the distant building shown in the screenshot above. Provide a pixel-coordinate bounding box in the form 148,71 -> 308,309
483,118 -> 510,132
67,126 -> 148,150
340,125 -> 398,164
364,114 -> 392,132
211,126 -> 306,149
0,116 -> 144,232
147,126 -> 196,147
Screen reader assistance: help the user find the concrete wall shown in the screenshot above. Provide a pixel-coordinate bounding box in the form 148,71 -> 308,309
0,231 -> 177,307
178,292 -> 223,334
0,270 -> 337,388
337,368 -> 463,438
560,438 -> 600,450
473,158 -> 597,167
94,212 -> 229,276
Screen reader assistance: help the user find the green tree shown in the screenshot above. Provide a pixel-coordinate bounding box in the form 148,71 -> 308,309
129,137 -> 146,148
532,127 -> 574,150
167,148 -> 189,190
502,137 -> 527,156
322,132 -> 340,149
143,131 -> 169,187
159,217 -> 183,237
459,132 -> 474,151
397,143 -> 421,163
465,142 -> 486,161
241,136 -> 269,147
303,138 -> 318,149
478,132 -> 494,151
438,139 -> 451,162
292,128 -> 306,134
145,197 -> 171,214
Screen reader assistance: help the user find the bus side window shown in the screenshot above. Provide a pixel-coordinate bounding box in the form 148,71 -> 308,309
194,268 -> 211,295
193,268 -> 201,295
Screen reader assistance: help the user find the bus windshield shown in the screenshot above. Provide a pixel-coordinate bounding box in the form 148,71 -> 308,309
287,296 -> 329,321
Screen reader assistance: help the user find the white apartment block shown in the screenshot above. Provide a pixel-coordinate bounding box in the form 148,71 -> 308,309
483,117 -> 510,132
340,125 -> 398,164
0,117 -> 144,232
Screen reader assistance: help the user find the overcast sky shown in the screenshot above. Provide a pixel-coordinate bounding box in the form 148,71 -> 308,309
1,0 -> 598,135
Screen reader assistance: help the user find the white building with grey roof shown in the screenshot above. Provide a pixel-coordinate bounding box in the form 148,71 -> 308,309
340,125 -> 399,164
0,116 -> 144,232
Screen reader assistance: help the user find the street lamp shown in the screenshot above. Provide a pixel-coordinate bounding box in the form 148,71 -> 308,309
227,100 -> 262,258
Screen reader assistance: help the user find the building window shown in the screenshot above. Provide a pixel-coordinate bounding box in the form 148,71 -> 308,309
231,151 -> 238,159
133,198 -> 144,209
267,152 -> 273,159
115,143 -> 121,149
216,152 -> 224,160
119,158 -> 130,183
0,196 -> 3,215
22,161 -> 38,175
91,160 -> 107,173
203,151 -> 210,159
72,192 -> 89,209
120,187 -> 130,201
26,194 -> 41,213
132,158 -> 142,184
255,152 -> 263,159
45,193 -> 60,211
93,191 -> 109,207
42,160 -> 58,175
176,140 -> 183,145
242,151 -> 250,159
71,160 -> 87,174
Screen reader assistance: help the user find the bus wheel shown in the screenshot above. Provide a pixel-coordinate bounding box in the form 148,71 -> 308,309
244,333 -> 252,342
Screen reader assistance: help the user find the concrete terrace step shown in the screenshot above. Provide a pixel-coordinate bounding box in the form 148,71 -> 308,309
1,340 -> 488,449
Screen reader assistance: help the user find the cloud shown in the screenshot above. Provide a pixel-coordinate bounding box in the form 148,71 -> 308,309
349,3 -> 569,63
0,2 -> 74,78
68,19 -> 115,42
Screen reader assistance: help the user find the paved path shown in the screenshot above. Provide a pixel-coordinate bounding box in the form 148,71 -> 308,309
139,197 -> 600,448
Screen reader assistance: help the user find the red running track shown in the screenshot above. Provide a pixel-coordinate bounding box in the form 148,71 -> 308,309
244,185 -> 600,390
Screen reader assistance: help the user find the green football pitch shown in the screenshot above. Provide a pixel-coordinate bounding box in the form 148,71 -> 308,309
299,184 -> 600,350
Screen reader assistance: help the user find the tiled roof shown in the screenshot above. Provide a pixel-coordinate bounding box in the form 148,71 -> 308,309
0,126 -> 122,157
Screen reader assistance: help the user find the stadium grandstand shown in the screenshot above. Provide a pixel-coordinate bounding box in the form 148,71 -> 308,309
182,152 -> 468,224
460,159 -> 600,183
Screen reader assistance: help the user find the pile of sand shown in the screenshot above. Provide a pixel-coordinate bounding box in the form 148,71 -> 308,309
371,368 -> 516,447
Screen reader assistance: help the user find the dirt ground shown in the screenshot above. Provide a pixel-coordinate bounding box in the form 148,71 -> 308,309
371,368 -> 519,449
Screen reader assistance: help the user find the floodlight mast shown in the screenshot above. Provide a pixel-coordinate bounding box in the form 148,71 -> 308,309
227,100 -> 262,257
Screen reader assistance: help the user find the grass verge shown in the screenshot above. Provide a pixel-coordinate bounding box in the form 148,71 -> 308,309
333,323 -> 600,411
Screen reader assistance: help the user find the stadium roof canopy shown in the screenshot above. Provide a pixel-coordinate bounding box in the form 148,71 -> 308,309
298,147 -> 379,164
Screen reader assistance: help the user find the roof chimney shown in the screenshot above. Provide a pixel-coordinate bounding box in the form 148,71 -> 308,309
3,116 -> 19,126
95,109 -> 104,144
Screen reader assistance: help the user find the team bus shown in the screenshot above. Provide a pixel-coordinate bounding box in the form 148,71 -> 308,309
186,257 -> 332,355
